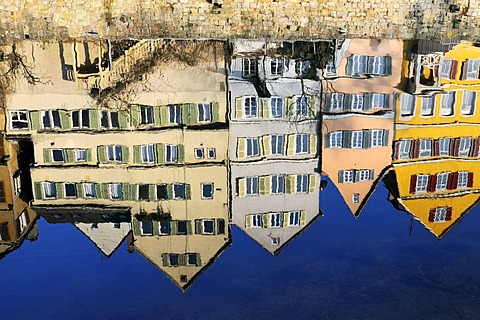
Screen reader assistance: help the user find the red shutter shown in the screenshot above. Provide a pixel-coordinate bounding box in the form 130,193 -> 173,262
453,138 -> 460,157
413,140 -> 420,158
474,137 -> 480,157
409,139 -> 416,158
469,138 -> 476,157
467,172 -> 474,188
450,60 -> 459,79
446,207 -> 452,221
447,172 -> 455,190
452,172 -> 459,189
449,138 -> 455,156
461,61 -> 468,80
428,208 -> 435,222
427,174 -> 437,192
394,141 -> 401,160
433,139 -> 440,157
409,175 -> 417,194
434,65 -> 439,78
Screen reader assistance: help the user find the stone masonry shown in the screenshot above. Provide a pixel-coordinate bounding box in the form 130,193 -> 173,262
0,0 -> 480,41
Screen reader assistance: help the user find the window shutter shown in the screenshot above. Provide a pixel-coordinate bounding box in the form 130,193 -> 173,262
118,110 -> 128,129
238,178 -> 246,197
170,221 -> 177,235
195,219 -> 203,233
167,184 -> 174,200
133,219 -> 141,236
338,171 -> 344,183
130,105 -> 140,127
186,103 -> 197,125
152,221 -> 160,236
344,94 -> 352,111
433,139 -> 440,157
93,183 -> 102,199
382,130 -> 389,146
446,207 -> 453,221
286,175 -> 296,193
309,134 -> 317,155
262,214 -> 269,228
428,208 -> 435,222
153,106 -> 162,127
300,210 -> 307,226
260,98 -> 269,118
259,176 -> 267,195
282,212 -> 289,227
384,94 -> 391,109
66,149 -> 75,163
160,106 -> 169,126
369,170 -> 374,180
178,254 -> 186,266
178,145 -> 185,163
384,56 -> 392,75
409,175 -> 417,194
427,174 -> 437,192
185,184 -> 191,200
130,184 -> 138,200
354,170 -> 360,183
450,60 -> 458,79
262,135 -> 271,157
212,102 -> 220,122
186,221 -> 193,235
97,146 -> 107,163
343,131 -> 352,148
346,56 -> 354,76
413,140 -> 420,158
244,215 -> 252,229
133,145 -> 141,164
475,138 -> 480,157
467,172 -> 474,188
121,146 -> 129,163
285,97 -> 294,117
393,141 -> 400,160
453,138 -> 460,156
55,183 -> 64,199
59,110 -> 70,130
324,93 -> 333,112
363,130 -> 372,149
101,183 -> 109,199
364,93 -> 372,111
324,133 -> 331,148
76,183 -> 84,198
89,110 -> 99,129
235,97 -> 243,119
237,138 -> 246,159
86,148 -> 92,162
196,253 -> 202,266
149,184 -> 156,201
287,134 -> 296,156
34,182 -> 43,200
308,96 -> 315,116
468,138 -> 476,157
309,174 -> 316,193
43,149 -> 51,163
155,143 -> 165,164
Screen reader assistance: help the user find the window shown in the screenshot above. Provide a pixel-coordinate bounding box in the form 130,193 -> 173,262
371,93 -> 386,109
243,58 -> 256,78
100,111 -> 119,128
296,60 -> 312,76
243,96 -> 258,117
351,131 -> 363,149
457,171 -> 469,189
271,237 -> 280,245
325,59 -> 336,76
10,111 -> 29,130
435,172 -> 449,191
367,56 -> 389,75
461,91 -> 476,115
64,183 -> 77,198
195,148 -> 204,159
52,149 -> 65,162
440,59 -> 453,78
246,177 -> 259,195
83,183 -> 96,198
330,131 -> 343,148
350,94 -> 364,111
465,59 -> 480,80
295,134 -> 309,154
343,170 -> 354,183
202,183 -> 214,199
398,140 -> 411,159
251,214 -> 262,228
415,174 -> 429,193
198,103 -> 212,122
156,184 -> 168,200
109,183 -> 123,200
296,174 -> 309,193
420,97 -> 434,116
358,170 -> 371,182
207,148 -> 216,159
138,184 -> 149,201
176,221 -> 188,235
295,95 -> 309,116
141,221 -> 153,235
347,54 -> 367,77
159,221 -> 171,235
169,105 -> 182,124
168,254 -> 179,266
246,138 -> 260,157
71,110 -> 90,128
371,130 -> 384,147
328,93 -> 344,111
42,182 -> 56,199
187,253 -> 198,266
288,211 -> 301,226
419,139 -> 432,158
18,210 -> 27,233
165,144 -> 178,163
140,106 -> 154,125
271,175 -> 285,194
13,175 -> 21,196
433,207 -> 448,223
202,220 -> 215,234
352,193 -> 360,203
271,134 -> 285,155
270,58 -> 284,76
75,149 -> 87,162
42,110 -> 61,129
458,138 -> 472,157
141,144 -> 154,163
106,145 -> 122,162
270,212 -> 282,228
173,184 -> 186,199
439,138 -> 450,156
440,92 -> 455,116
270,97 -> 283,117
400,94 -> 415,116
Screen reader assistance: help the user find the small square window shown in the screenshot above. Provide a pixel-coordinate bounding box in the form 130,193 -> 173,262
141,221 -> 153,235
52,149 -> 65,162
177,221 -> 187,235
271,237 -> 280,246
173,184 -> 186,199
195,148 -> 205,159
64,183 -> 77,198
83,183 -> 96,198
187,253 -> 197,266
159,221 -> 171,235
203,220 -> 215,234
207,148 -> 216,159
76,149 -> 87,162
352,193 -> 360,203
42,182 -> 56,199
109,183 -> 123,200
169,254 -> 179,266
138,184 -> 149,201
202,183 -> 214,199
156,184 -> 168,200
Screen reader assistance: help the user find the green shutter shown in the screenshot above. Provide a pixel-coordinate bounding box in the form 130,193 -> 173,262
161,253 -> 168,266
364,93 -> 373,111
122,183 -> 129,200
186,221 -> 193,235
170,221 -> 178,235
149,184 -> 156,201
97,146 -> 107,163
101,183 -> 109,199
89,110 -> 99,129
286,175 -> 296,193
185,184 -> 191,200
309,134 -> 317,155
324,133 -> 331,148
43,149 -> 51,163
235,97 -> 243,119
383,130 -> 390,146
262,135 -> 271,156
179,254 -> 186,266
133,219 -> 141,236
86,149 -> 92,162
260,98 -> 269,118
121,146 -> 129,163
59,110 -> 70,130
130,105 -> 140,127
133,145 -> 141,164
94,183 -> 102,198
196,253 -> 202,266
259,176 -> 267,195
130,184 -> 138,200
262,214 -> 269,228
245,215 -> 252,228
118,110 -> 128,129
55,183 -> 64,199
178,145 -> 185,163
188,103 -> 198,125
237,138 -> 246,159
237,178 -> 246,197
182,104 -> 190,124
338,171 -> 344,183
343,131 -> 352,148
212,102 -> 220,122
34,182 -> 43,200
153,221 -> 160,236
300,211 -> 307,226
195,219 -> 202,234
66,149 -> 75,163
167,184 -> 174,200
76,183 -> 84,198
363,130 -> 372,149
160,106 -> 169,126
287,134 -> 296,156
154,106 -> 162,127
29,111 -> 41,130
155,143 -> 165,164
285,97 -> 294,117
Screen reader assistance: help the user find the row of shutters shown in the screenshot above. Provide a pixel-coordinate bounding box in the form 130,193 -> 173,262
324,93 -> 391,112
394,138 -> 480,160
234,96 -> 315,119
337,169 -> 375,183
345,55 -> 393,77
236,174 -> 316,197
324,129 -> 390,148
236,134 -> 317,158
161,253 -> 202,267
409,172 -> 474,194
133,219 -> 226,237
428,207 -> 453,222
34,182 -> 192,201
244,211 -> 307,228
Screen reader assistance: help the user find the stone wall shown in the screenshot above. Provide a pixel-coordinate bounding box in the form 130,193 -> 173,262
1,0 -> 479,41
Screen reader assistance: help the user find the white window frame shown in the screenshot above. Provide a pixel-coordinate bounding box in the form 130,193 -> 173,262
329,93 -> 344,111
271,175 -> 285,194
10,110 -> 29,130
83,183 -> 96,198
433,207 -> 447,223
70,110 -> 90,128
109,183 -> 123,200
42,182 -> 56,199
419,139 -> 432,158
165,144 -> 178,163
64,182 -> 77,198
352,193 -> 360,203
271,134 -> 285,155
440,59 -> 453,79
202,219 -> 215,234
296,174 -> 309,193
294,95 -> 309,116
207,148 -> 216,159
246,176 -> 259,196
269,212 -> 282,228
242,58 -> 256,78
197,103 -> 212,122
398,140 -> 411,159
440,92 -> 455,116
330,131 -> 343,148
358,170 -> 370,182
295,134 -> 309,154
466,59 -> 479,80
106,145 -> 122,162
51,149 -> 65,163
420,97 -> 434,116
343,170 -> 354,183
351,94 -> 364,111
457,171 -> 469,189
436,172 -> 449,191
100,110 -> 119,129
458,138 -> 471,157
270,58 -> 284,76
173,184 -> 186,199
201,183 -> 214,199
270,96 -> 283,118
195,148 -> 204,159
371,130 -> 384,147
461,91 -> 476,116
243,96 -> 258,118
415,174 -> 429,193
140,221 -> 153,236
251,214 -> 262,228
246,138 -> 260,157
75,149 -> 87,162
400,94 -> 415,117
287,211 -> 301,227
169,105 -> 182,124
439,138 -> 450,156
141,144 -> 155,163
140,106 -> 154,125
371,93 -> 386,109
351,131 -> 363,149
42,110 -> 61,129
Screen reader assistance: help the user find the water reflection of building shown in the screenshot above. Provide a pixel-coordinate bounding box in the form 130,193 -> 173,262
229,40 -> 321,255
387,41 -> 480,238
4,40 -> 231,287
321,39 -> 402,217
